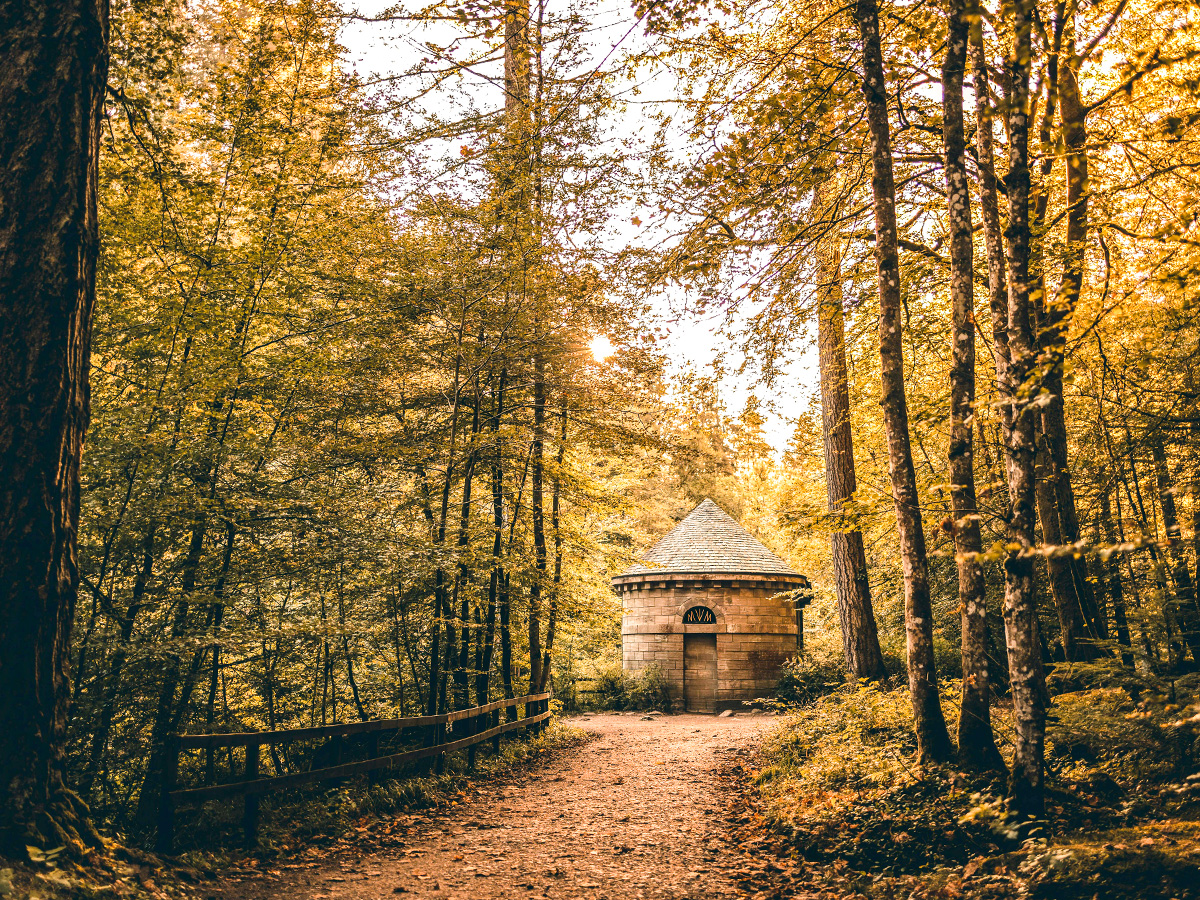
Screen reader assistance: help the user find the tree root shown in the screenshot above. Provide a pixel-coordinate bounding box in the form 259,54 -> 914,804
20,788 -> 106,857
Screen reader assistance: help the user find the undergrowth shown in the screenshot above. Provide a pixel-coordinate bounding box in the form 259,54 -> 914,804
750,677 -> 1200,897
172,719 -> 587,863
577,662 -> 673,711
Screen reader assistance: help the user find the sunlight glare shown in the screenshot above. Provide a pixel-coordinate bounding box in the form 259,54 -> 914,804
589,334 -> 614,363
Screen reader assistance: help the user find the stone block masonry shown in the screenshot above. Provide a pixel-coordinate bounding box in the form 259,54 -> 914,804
612,499 -> 811,711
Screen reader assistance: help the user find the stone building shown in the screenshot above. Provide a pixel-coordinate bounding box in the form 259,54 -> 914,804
612,499 -> 810,712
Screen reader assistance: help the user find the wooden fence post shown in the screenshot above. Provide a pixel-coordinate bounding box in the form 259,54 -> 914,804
491,707 -> 501,755
435,720 -> 447,775
155,734 -> 181,854
422,723 -> 434,775
466,713 -> 478,773
368,732 -> 381,784
243,741 -> 260,849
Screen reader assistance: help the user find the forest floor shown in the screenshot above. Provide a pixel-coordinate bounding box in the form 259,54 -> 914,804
206,711 -> 773,900
8,708 -> 1196,899
198,704 -> 1200,900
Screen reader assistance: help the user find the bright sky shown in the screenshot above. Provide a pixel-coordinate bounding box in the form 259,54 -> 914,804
342,1 -> 819,454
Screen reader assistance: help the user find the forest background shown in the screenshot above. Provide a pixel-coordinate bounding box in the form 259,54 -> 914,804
2,0 -> 1200,861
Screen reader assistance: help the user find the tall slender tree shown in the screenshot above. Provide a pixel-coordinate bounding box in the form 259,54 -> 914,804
942,0 -> 1003,772
1000,0 -> 1050,819
854,0 -> 953,763
815,182 -> 886,682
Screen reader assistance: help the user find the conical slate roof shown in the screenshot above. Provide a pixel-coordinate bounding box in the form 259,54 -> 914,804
617,498 -> 801,578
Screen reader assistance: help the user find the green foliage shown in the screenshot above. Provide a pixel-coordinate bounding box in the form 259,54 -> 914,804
1048,687 -> 1194,783
69,0 -> 662,843
757,684 -> 918,803
582,663 -> 672,712
754,677 -> 1200,882
771,654 -> 846,706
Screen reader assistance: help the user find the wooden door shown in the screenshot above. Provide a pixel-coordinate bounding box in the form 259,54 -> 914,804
683,634 -> 717,713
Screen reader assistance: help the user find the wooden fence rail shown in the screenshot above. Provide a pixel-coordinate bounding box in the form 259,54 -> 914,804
157,692 -> 552,852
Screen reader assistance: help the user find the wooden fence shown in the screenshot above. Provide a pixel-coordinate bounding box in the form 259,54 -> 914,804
156,692 -> 552,852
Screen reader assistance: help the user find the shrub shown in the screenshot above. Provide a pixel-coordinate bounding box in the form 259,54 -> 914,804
626,664 -> 672,710
584,662 -> 672,711
1048,687 -> 1182,781
772,654 -> 846,706
757,682 -> 917,802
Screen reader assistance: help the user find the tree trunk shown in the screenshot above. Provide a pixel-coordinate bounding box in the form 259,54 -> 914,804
135,508 -> 206,826
1191,446 -> 1200,592
815,182 -> 887,682
424,316 -> 468,715
500,572 -> 515,720
537,397 -> 567,693
943,0 -> 1003,771
204,521 -> 236,780
969,17 -> 1012,444
1151,432 -> 1200,662
854,0 -> 953,764
1035,439 -> 1089,660
1098,489 -> 1134,665
417,467 -> 442,716
0,0 -> 109,851
81,527 -> 154,802
999,0 -> 1049,819
478,368 -> 507,705
529,353 -> 546,694
1039,31 -> 1104,659
453,391 -> 483,709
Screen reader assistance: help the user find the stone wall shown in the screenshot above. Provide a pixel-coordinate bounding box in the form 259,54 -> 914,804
614,572 -> 805,708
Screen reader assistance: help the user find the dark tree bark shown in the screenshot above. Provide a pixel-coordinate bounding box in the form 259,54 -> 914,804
536,397 -> 567,693
1027,23 -> 1103,663
1151,432 -> 1200,662
205,522 -> 237,778
0,0 -> 109,851
424,316 -> 470,716
1098,489 -> 1134,665
970,17 -> 1011,424
999,0 -> 1049,819
1191,445 -> 1200,593
80,526 -> 154,801
815,183 -> 887,683
528,352 -> 546,694
137,519 -> 233,826
453,391 -> 483,709
416,466 -> 443,716
970,26 -> 1015,710
500,571 -> 515,719
1034,443 -> 1091,659
854,0 -> 953,764
943,0 -> 1003,771
478,368 -> 507,705
1048,37 -> 1103,648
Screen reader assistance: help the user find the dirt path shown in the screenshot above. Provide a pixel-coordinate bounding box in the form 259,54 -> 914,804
213,712 -> 773,900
